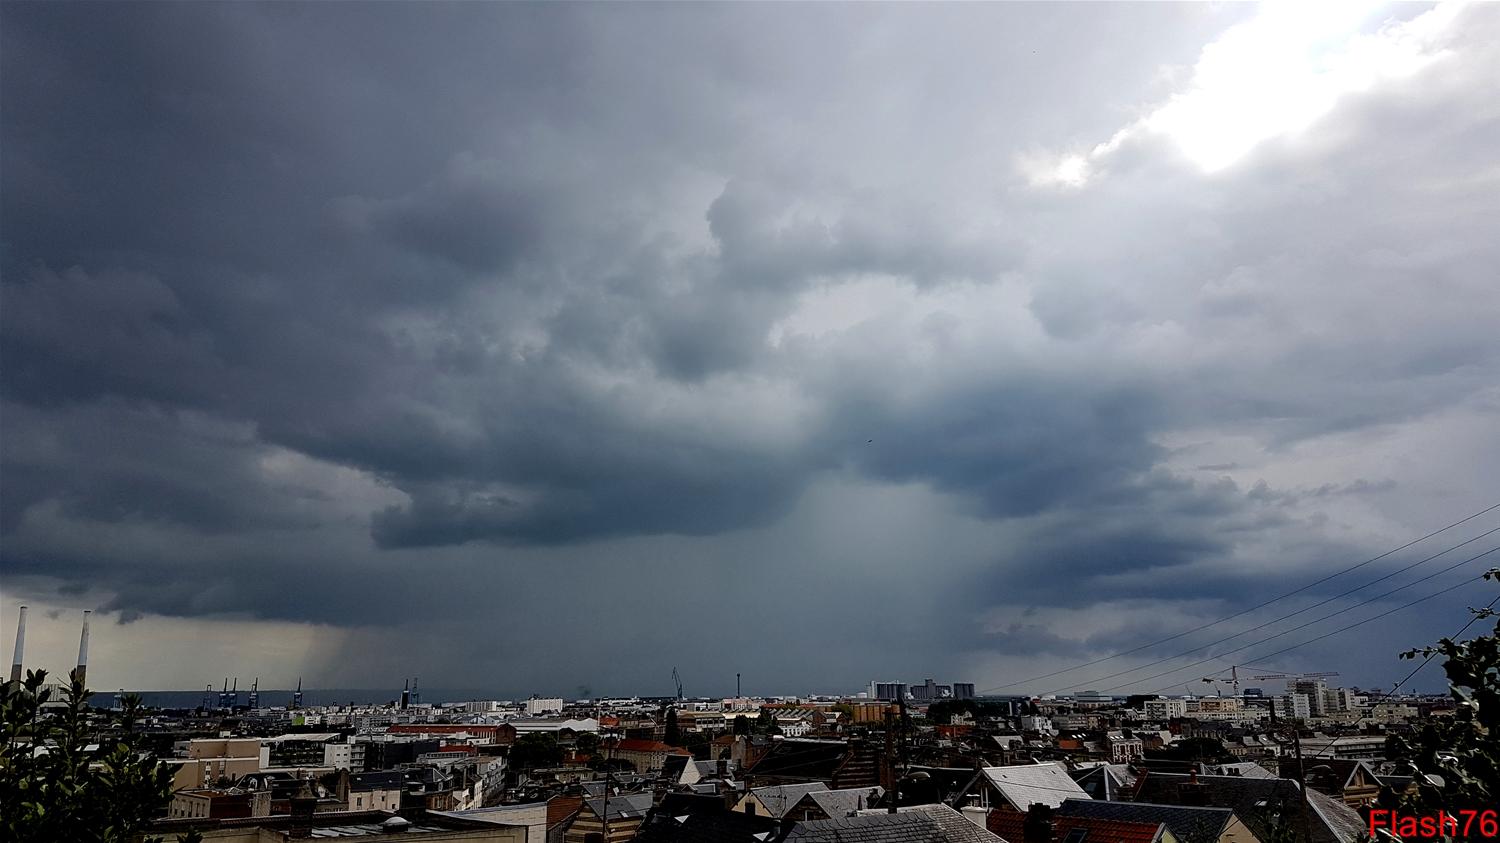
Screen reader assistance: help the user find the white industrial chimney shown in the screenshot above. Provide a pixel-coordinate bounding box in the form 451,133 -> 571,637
8,605 -> 26,683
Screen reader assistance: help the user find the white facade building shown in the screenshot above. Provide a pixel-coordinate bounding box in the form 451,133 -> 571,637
1273,693 -> 1312,720
1144,698 -> 1189,720
525,697 -> 564,716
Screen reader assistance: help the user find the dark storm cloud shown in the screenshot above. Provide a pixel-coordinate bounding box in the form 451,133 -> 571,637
835,378 -> 1166,520
0,267 -> 221,409
0,401 -> 314,535
3,1 -> 1499,693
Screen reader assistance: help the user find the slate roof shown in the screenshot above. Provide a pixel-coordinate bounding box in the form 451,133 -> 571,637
747,782 -> 830,818
583,792 -> 655,822
655,792 -> 733,817
784,804 -> 1007,842
685,759 -> 721,780
799,785 -> 886,819
349,771 -> 404,792
1070,765 -> 1139,801
970,763 -> 1091,810
636,793 -> 781,843
1056,798 -> 1235,843
1210,763 -> 1275,780
634,809 -> 781,843
1305,787 -> 1368,843
907,766 -> 985,806
989,811 -> 1170,843
1135,761 -> 1276,781
747,739 -> 851,782
661,754 -> 690,781
1133,773 -> 1365,843
580,776 -> 646,797
1277,758 -> 1376,791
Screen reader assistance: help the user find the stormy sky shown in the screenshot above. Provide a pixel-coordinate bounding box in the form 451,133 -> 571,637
3,2 -> 1499,699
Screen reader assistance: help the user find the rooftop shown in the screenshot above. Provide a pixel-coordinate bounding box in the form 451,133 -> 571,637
149,810 -> 511,840
973,762 -> 1090,810
747,782 -> 830,818
801,785 -> 886,819
1056,799 -> 1234,843
990,811 -> 1168,843
583,792 -> 655,822
786,804 -> 1006,842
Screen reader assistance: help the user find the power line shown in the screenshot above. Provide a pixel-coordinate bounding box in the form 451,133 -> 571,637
1301,587 -> 1500,762
1112,570 -> 1493,695
979,501 -> 1500,695
1045,541 -> 1500,695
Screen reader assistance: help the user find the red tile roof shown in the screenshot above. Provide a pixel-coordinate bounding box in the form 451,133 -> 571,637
547,795 -> 583,828
613,738 -> 689,754
989,811 -> 1165,843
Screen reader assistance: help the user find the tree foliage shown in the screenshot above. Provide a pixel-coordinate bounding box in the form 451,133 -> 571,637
1,669 -> 179,843
663,707 -> 681,747
928,698 -> 1026,724
509,732 -> 563,771
681,728 -> 720,760
755,709 -> 775,733
1382,572 -> 1500,819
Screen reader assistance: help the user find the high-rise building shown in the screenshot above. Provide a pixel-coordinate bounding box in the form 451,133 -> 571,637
952,683 -> 975,700
910,678 -> 952,701
1291,679 -> 1328,716
1274,693 -> 1312,720
872,682 -> 908,702
1322,687 -> 1356,713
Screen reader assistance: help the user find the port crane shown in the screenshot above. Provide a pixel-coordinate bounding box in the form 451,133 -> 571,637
1200,666 -> 1339,695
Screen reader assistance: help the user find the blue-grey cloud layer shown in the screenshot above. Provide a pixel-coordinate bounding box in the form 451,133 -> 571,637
3,2 -> 1499,694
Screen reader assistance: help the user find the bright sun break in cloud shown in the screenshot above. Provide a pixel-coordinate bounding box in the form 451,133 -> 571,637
1033,0 -> 1464,186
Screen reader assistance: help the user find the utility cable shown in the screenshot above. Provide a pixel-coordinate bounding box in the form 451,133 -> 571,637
978,501 -> 1500,695
1301,589 -> 1500,762
1112,571 -> 1492,695
1046,542 -> 1500,695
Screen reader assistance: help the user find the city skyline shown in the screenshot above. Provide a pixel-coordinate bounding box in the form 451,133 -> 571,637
0,600 -> 1462,700
4,2 -> 1500,696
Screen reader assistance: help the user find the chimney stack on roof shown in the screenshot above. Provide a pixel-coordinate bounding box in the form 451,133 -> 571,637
9,605 -> 26,683
74,610 -> 90,686
288,775 -> 318,839
1179,765 -> 1210,806
1024,803 -> 1056,843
